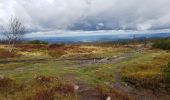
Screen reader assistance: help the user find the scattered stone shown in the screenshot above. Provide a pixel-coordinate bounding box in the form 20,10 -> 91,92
104,82 -> 110,85
0,74 -> 4,79
125,83 -> 128,87
106,96 -> 111,100
114,55 -> 117,58
74,84 -> 79,90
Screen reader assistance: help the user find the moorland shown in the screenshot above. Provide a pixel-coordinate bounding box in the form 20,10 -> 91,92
0,38 -> 170,100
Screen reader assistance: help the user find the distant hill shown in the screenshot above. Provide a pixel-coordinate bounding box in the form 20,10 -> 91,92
25,33 -> 170,43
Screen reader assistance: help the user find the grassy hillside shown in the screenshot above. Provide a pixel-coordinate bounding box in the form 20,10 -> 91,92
0,42 -> 169,100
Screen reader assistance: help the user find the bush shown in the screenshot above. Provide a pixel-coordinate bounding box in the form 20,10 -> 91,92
29,40 -> 48,45
48,43 -> 65,49
153,38 -> 170,50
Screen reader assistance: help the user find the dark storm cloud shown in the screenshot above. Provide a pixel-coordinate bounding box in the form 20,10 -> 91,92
0,0 -> 170,31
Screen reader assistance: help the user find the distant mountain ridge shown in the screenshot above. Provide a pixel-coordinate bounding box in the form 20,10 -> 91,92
25,33 -> 170,43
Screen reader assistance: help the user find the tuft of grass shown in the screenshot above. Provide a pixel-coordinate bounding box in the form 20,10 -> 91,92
35,75 -> 55,83
48,49 -> 66,58
121,50 -> 170,90
95,85 -> 134,100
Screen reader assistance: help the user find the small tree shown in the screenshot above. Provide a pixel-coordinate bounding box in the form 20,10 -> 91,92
2,17 -> 25,52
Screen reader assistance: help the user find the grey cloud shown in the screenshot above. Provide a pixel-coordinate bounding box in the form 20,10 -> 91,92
0,0 -> 170,31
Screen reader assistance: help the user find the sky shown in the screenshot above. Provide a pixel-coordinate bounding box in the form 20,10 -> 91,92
0,0 -> 170,37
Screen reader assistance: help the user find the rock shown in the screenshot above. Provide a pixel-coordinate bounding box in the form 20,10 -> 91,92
74,84 -> 79,90
99,57 -> 109,62
104,82 -> 110,85
0,74 -> 4,79
106,96 -> 111,100
114,56 -> 117,58
125,83 -> 128,86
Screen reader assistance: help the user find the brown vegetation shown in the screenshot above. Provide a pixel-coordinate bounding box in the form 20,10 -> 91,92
0,75 -> 76,100
121,52 -> 170,91
96,85 -> 134,100
15,44 -> 47,52
0,48 -> 18,58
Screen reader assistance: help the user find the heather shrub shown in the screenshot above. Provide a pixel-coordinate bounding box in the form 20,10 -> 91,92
0,48 -> 18,58
29,40 -> 48,45
164,62 -> 170,87
153,38 -> 170,50
48,49 -> 65,58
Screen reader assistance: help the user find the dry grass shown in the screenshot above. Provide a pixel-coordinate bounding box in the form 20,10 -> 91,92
48,49 -> 66,58
15,44 -> 47,52
95,85 -> 134,100
0,77 -> 21,99
0,76 -> 77,100
121,51 -> 170,90
0,48 -> 19,58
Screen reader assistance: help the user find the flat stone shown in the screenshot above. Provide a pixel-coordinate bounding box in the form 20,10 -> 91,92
0,74 -> 4,79
74,84 -> 79,90
106,96 -> 111,100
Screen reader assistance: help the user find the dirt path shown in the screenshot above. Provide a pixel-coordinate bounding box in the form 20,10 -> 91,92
63,49 -> 170,100
62,50 -> 137,100
62,74 -> 101,100
74,51 -> 136,67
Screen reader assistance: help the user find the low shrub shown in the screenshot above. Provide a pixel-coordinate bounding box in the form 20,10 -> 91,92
48,49 -> 66,58
96,85 -> 134,100
32,88 -> 55,100
121,63 -> 165,90
0,77 -> 20,97
35,75 -> 54,83
0,75 -> 76,100
15,44 -> 47,52
29,40 -> 48,45
122,73 -> 164,90
153,38 -> 170,50
0,48 -> 18,58
30,76 -> 75,100
48,43 -> 65,49
0,77 -> 17,89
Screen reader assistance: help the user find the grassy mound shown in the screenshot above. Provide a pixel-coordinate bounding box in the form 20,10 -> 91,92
121,51 -> 170,90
